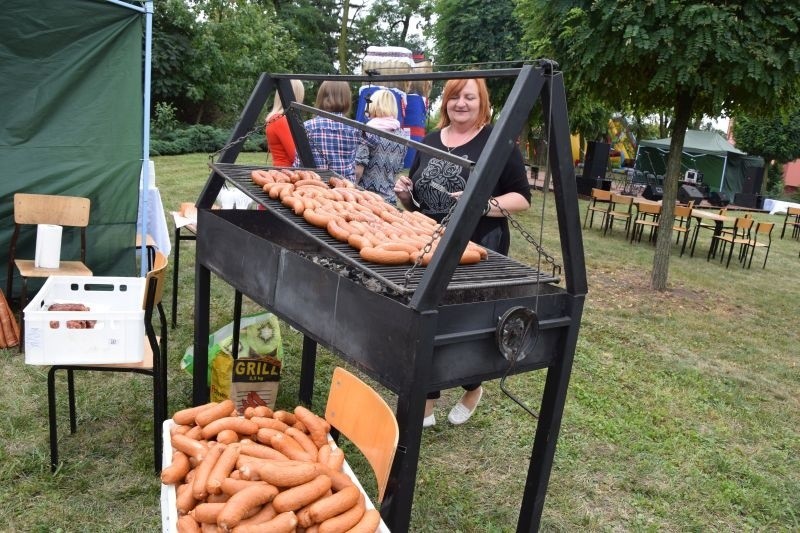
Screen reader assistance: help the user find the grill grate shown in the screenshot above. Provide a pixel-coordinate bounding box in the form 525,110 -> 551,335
211,163 -> 559,296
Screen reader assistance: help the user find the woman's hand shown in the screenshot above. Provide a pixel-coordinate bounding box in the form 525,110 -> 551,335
394,175 -> 414,210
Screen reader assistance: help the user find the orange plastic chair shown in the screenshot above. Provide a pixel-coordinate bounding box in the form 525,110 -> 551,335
325,367 -> 399,502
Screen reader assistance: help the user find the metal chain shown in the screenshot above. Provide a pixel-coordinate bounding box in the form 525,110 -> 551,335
403,202 -> 457,287
402,193 -> 561,286
208,122 -> 265,164
491,197 -> 562,277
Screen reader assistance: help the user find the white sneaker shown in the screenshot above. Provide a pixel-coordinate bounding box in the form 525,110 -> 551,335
422,413 -> 436,428
447,387 -> 483,425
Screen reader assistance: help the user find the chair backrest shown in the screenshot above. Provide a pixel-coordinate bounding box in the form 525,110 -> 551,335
755,221 -> 774,236
610,194 -> 634,211
787,207 -> 800,216
143,251 -> 168,310
14,193 -> 90,227
325,367 -> 399,502
734,216 -> 755,236
591,188 -> 612,202
637,202 -> 661,216
673,205 -> 692,219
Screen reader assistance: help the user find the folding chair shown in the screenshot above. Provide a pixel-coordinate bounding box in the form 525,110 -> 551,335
47,251 -> 169,472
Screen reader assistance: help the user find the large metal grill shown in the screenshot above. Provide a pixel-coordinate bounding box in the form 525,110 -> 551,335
211,162 -> 559,301
191,64 -> 587,532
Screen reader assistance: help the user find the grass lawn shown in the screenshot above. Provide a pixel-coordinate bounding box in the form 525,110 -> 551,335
1,152 -> 798,531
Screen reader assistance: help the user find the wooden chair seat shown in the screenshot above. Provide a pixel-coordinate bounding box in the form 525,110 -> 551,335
14,259 -> 93,279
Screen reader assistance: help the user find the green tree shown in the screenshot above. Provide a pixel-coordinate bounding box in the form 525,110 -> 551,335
433,0 -> 523,113
265,0 -> 340,74
519,1 -> 800,289
733,112 -> 800,196
352,0 -> 433,54
189,2 -> 297,123
151,0 -> 200,122
153,1 -> 298,125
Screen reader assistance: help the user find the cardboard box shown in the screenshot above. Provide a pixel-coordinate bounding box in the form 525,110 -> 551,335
24,276 -> 145,365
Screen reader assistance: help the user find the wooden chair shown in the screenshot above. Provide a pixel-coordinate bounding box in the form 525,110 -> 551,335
780,206 -> 800,239
325,367 -> 398,503
6,193 -> 93,350
708,216 -> 754,268
630,202 -> 661,244
690,207 -> 726,257
603,193 -> 634,238
672,205 -> 693,257
740,221 -> 775,269
583,188 -> 612,229
47,251 -> 169,473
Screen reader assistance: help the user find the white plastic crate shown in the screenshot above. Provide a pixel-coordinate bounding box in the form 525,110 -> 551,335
24,276 -> 146,365
160,420 -> 390,532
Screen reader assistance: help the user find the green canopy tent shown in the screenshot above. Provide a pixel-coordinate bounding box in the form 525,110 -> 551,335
634,130 -> 764,195
0,0 -> 153,298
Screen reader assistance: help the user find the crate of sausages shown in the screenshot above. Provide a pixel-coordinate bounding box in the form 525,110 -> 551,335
24,276 -> 146,365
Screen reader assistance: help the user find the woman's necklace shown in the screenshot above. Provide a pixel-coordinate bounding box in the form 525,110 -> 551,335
443,125 -> 482,152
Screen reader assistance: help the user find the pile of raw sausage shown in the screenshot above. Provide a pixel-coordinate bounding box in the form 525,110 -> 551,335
47,302 -> 96,329
251,169 -> 487,266
163,399 -> 381,533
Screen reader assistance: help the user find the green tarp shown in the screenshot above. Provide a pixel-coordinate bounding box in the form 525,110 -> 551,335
635,130 -> 764,195
0,0 -> 143,297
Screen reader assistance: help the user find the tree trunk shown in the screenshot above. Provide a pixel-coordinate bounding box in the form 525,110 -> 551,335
338,0 -> 351,74
651,89 -> 693,290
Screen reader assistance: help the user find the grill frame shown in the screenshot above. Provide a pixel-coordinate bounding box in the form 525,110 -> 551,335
191,64 -> 586,532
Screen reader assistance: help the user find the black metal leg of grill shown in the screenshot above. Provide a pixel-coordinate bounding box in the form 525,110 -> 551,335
47,366 -> 59,472
67,369 -> 76,433
232,290 -> 243,358
299,336 -> 317,406
193,263 -> 212,405
171,225 -> 180,328
516,299 -> 584,532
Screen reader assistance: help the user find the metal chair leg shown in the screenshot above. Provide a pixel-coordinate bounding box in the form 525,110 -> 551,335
47,367 -> 59,472
67,369 -> 76,433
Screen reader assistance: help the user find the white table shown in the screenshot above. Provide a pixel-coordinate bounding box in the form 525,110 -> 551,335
137,187 -> 171,257
762,198 -> 800,215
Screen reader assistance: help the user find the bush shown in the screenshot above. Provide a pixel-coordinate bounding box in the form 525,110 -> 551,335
150,124 -> 266,156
